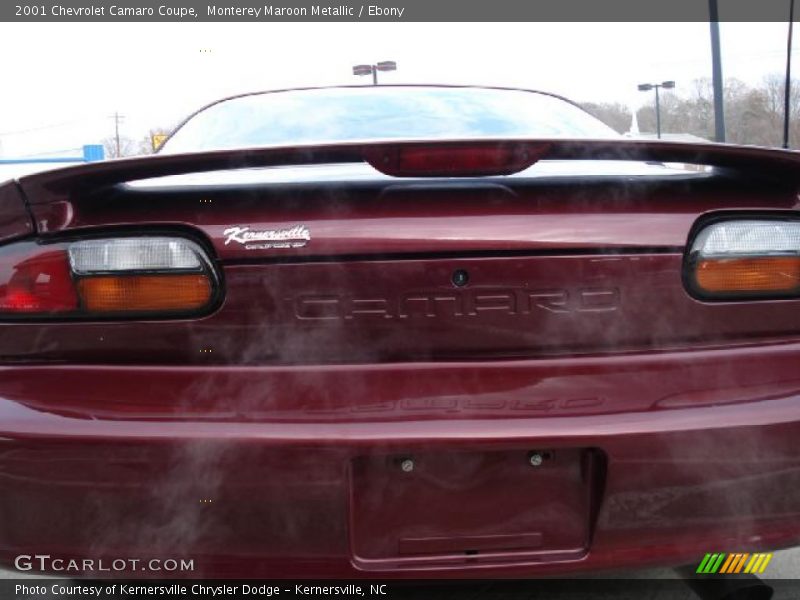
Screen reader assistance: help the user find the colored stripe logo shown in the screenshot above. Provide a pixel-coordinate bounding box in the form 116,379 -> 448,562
696,553 -> 773,574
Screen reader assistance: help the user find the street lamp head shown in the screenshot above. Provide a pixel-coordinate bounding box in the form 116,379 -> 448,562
662,80 -> 676,89
638,83 -> 654,91
352,64 -> 373,76
376,60 -> 397,72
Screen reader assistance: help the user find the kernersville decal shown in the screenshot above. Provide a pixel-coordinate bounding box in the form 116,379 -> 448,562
223,225 -> 311,250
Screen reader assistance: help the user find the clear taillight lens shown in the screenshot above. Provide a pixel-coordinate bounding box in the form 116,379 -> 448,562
687,218 -> 800,298
68,237 -> 202,273
0,236 -> 217,317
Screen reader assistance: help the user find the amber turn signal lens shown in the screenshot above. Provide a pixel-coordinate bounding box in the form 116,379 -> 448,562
696,257 -> 800,293
78,274 -> 212,313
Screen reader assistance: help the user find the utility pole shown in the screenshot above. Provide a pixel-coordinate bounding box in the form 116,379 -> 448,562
110,112 -> 125,157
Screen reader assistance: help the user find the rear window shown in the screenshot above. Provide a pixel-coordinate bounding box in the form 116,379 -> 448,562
160,86 -> 619,154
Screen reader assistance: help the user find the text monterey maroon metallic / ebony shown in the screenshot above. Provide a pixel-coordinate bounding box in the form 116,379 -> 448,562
2,85 -> 800,578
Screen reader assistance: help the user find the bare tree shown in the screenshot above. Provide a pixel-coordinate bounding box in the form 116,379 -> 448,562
102,135 -> 137,158
628,75 -> 800,147
580,102 -> 632,134
759,73 -> 800,146
635,88 -> 684,137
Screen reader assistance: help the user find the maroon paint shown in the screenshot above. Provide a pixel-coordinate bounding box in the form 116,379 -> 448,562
0,181 -> 34,242
2,138 -> 800,577
17,139 -> 800,199
21,184 -> 800,258
2,353 -> 800,576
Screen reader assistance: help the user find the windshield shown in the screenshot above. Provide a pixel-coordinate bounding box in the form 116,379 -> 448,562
160,86 -> 618,153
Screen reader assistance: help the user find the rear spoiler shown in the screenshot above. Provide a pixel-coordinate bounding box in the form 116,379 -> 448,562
19,138 -> 800,203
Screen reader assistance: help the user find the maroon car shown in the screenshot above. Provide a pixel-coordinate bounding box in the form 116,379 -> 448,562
1,85 -> 800,578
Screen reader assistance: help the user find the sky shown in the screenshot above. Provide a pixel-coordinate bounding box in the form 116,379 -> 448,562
0,21 -> 797,158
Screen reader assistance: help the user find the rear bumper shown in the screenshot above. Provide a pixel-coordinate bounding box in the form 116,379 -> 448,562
2,342 -> 800,578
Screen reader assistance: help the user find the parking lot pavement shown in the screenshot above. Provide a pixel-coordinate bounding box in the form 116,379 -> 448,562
770,547 -> 800,578
2,549 -> 799,598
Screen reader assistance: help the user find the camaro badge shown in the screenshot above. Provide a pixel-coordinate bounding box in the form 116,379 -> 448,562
223,225 -> 311,250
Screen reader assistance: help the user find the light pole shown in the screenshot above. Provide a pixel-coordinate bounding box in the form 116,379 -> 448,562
352,60 -> 396,85
709,0 -> 726,143
784,0 -> 794,149
638,80 -> 675,139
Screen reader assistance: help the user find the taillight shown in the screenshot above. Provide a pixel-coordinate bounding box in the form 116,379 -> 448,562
77,274 -> 212,312
686,218 -> 800,299
363,142 -> 548,177
0,236 -> 218,318
0,246 -> 78,313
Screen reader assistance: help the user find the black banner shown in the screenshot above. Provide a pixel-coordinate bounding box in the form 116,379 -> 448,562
3,0 -> 800,23
5,579 -> 800,600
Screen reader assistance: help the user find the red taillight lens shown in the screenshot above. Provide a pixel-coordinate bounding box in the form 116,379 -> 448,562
364,142 -> 549,177
0,244 -> 78,313
0,237 -> 217,318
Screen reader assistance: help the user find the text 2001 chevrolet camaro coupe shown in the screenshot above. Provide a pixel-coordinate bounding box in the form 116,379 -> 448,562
1,85 -> 800,578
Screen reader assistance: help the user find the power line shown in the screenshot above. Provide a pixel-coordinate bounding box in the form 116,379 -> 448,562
0,117 -> 98,136
16,147 -> 82,158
